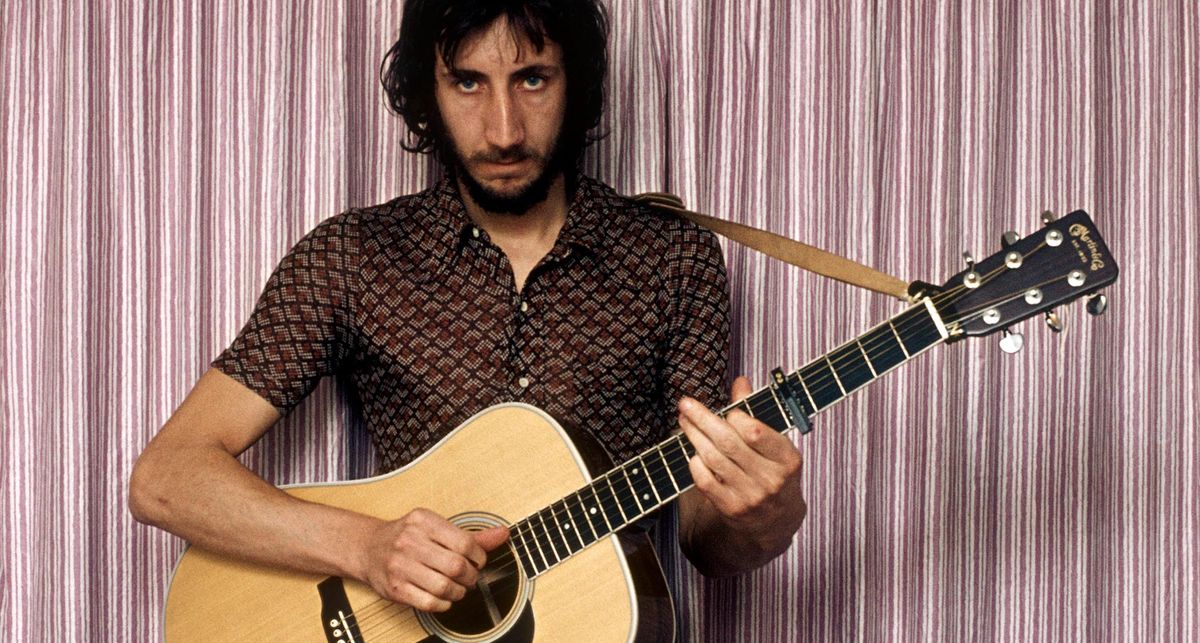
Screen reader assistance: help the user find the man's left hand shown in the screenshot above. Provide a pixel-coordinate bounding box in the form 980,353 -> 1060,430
678,375 -> 806,552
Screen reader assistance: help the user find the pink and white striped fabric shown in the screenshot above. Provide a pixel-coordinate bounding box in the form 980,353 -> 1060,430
3,1 -> 1196,640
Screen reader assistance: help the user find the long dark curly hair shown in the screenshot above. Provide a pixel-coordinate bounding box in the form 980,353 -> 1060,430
380,0 -> 609,169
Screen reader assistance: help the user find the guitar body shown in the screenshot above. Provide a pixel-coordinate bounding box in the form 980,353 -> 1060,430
164,404 -> 675,642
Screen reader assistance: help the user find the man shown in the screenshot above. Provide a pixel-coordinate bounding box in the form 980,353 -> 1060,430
129,0 -> 806,617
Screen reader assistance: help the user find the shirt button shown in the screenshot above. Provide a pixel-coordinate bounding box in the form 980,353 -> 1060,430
518,377 -> 530,388
520,301 -> 529,313
471,226 -> 481,238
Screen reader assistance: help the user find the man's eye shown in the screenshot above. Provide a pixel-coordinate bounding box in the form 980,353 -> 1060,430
457,79 -> 479,92
522,76 -> 545,89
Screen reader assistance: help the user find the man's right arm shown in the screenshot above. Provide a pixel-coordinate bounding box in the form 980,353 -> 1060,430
128,368 -> 507,612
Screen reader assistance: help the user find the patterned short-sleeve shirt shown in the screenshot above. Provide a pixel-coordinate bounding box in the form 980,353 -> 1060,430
213,174 -> 731,472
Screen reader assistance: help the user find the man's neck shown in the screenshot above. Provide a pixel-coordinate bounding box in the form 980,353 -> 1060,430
458,172 -> 569,293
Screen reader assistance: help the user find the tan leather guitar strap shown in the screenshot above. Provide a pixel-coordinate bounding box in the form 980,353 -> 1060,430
633,192 -> 912,302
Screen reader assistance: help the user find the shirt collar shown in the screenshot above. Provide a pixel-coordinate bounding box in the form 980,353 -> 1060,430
416,173 -> 616,264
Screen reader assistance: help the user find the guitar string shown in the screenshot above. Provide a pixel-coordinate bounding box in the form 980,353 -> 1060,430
352,601 -> 417,640
345,243 -> 1067,628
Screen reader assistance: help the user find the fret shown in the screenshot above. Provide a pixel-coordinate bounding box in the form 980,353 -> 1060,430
855,338 -> 878,377
792,371 -> 819,414
653,445 -> 681,494
533,512 -> 564,564
782,373 -> 816,417
827,343 -> 873,393
625,457 -> 660,509
798,361 -> 839,410
641,450 -> 677,501
551,498 -> 584,552
744,391 -> 791,432
887,320 -> 912,358
823,355 -> 847,395
513,525 -> 540,577
594,477 -> 626,528
663,437 -> 694,489
766,386 -> 788,420
521,520 -> 551,571
564,492 -> 598,545
616,467 -> 646,516
737,398 -> 755,418
601,475 -> 631,523
860,324 -> 907,374
579,485 -> 614,533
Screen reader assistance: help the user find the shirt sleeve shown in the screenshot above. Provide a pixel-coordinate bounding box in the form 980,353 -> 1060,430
659,222 -> 731,416
211,212 -> 360,413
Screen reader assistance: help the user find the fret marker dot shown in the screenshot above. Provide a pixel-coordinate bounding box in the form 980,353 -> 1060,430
632,467 -> 639,474
564,524 -> 571,530
589,507 -> 596,514
642,493 -> 650,500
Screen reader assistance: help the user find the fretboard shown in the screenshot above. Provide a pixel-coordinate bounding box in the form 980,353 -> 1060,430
509,299 -> 950,578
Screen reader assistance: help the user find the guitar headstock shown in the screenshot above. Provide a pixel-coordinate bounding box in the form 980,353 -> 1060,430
924,210 -> 1119,349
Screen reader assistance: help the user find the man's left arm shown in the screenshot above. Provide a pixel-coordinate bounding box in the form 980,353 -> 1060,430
655,217 -> 806,577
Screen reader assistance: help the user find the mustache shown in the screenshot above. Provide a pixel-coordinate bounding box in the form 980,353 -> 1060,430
469,146 -> 541,164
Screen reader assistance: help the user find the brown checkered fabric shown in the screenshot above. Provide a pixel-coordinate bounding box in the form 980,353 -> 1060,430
213,175 -> 730,472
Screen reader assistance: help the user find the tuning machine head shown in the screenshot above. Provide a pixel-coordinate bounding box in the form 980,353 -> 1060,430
1044,310 -> 1064,333
961,251 -> 981,289
1086,292 -> 1109,316
1001,230 -> 1021,249
999,329 -> 1025,354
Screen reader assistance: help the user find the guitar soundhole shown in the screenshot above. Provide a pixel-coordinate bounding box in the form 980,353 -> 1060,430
432,542 -> 523,636
419,512 -> 533,641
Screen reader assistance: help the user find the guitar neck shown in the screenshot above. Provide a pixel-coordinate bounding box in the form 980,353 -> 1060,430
510,298 -> 951,578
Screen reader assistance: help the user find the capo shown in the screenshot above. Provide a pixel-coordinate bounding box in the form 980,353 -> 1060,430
770,368 -> 813,434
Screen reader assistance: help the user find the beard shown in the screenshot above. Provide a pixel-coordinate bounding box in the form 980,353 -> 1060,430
448,138 -> 564,216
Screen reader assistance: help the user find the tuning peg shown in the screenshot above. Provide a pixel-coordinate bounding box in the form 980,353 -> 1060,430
1000,329 -> 1025,354
1041,210 -> 1057,224
1001,231 -> 1021,248
1044,310 -> 1064,333
1086,292 -> 1109,316
961,251 -> 981,289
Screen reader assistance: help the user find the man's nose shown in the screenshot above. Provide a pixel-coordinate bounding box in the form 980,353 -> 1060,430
484,90 -> 524,149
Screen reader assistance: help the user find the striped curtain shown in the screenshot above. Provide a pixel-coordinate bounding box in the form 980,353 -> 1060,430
3,1 -> 1196,640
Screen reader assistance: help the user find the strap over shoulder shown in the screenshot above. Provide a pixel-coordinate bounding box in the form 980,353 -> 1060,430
632,192 -> 912,302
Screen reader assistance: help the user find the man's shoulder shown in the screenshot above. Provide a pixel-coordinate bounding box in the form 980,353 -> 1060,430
581,177 -> 723,266
344,187 -> 438,228
312,183 -> 454,244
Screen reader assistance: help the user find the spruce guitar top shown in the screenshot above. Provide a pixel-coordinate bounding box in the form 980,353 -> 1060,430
163,210 -> 1119,642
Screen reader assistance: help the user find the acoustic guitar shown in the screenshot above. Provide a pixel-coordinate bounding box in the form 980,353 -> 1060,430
163,210 -> 1119,642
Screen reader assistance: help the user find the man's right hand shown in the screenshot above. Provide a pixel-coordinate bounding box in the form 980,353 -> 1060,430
356,508 -> 510,612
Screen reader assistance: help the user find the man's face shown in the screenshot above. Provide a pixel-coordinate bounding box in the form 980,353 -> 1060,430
434,18 -> 568,215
